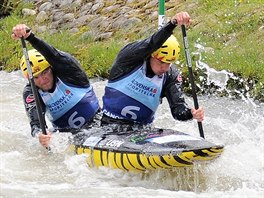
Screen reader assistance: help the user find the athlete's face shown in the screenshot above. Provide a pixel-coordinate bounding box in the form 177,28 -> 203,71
33,67 -> 54,91
150,57 -> 171,76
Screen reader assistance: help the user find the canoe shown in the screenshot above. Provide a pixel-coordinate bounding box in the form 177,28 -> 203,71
73,127 -> 224,172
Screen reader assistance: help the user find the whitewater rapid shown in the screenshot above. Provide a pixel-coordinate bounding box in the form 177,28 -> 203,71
0,71 -> 263,198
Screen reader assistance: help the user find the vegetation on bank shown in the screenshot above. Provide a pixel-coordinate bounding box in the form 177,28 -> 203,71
0,0 -> 263,100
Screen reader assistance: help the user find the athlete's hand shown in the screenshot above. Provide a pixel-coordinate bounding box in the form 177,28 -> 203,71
38,132 -> 52,148
171,11 -> 191,26
11,24 -> 31,40
191,107 -> 204,122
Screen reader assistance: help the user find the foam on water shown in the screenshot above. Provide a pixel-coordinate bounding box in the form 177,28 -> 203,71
0,71 -> 263,198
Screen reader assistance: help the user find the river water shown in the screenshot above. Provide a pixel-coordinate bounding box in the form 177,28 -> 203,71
0,70 -> 263,198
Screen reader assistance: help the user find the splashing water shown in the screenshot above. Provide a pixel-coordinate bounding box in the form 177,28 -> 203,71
0,70 -> 263,197
193,43 -> 259,106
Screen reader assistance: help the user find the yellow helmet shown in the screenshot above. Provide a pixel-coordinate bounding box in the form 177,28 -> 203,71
151,35 -> 180,63
20,49 -> 50,78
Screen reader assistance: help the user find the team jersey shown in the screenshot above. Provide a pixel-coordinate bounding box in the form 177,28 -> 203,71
22,33 -> 99,137
102,21 -> 193,125
39,78 -> 99,128
103,63 -> 164,124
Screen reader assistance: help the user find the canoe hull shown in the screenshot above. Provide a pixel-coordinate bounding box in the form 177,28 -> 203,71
73,127 -> 224,172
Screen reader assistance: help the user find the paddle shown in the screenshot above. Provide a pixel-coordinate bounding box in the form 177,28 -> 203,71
181,25 -> 205,138
20,36 -> 51,150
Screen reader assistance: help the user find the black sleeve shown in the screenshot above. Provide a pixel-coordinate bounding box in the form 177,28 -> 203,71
109,21 -> 177,81
26,33 -> 90,87
162,65 -> 193,121
22,83 -> 47,137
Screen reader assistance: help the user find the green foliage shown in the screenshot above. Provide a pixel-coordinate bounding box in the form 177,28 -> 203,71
37,30 -> 122,78
78,40 -> 122,78
187,0 -> 264,83
40,31 -> 80,54
0,15 -> 26,71
1,0 -> 31,16
0,0 -> 264,90
0,0 -> 36,71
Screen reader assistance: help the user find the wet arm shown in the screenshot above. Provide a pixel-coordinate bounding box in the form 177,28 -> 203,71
163,66 -> 193,121
26,33 -> 90,86
109,21 -> 177,80
22,84 -> 47,137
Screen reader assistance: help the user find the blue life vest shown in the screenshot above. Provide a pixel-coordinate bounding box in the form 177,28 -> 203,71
102,62 -> 165,124
39,78 -> 99,128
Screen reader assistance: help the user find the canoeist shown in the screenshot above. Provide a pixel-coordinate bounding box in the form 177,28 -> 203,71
101,12 -> 204,127
12,24 -> 100,148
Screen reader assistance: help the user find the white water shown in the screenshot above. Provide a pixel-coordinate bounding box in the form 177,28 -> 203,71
0,71 -> 263,198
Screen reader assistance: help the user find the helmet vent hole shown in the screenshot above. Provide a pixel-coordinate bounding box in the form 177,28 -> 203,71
173,50 -> 176,56
21,63 -> 27,71
161,51 -> 168,55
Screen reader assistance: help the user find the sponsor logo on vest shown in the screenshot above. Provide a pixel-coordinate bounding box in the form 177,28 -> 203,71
48,89 -> 73,112
102,109 -> 123,119
127,79 -> 157,97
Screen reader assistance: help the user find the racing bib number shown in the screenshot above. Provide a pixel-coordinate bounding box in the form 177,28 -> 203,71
68,111 -> 86,128
121,106 -> 140,120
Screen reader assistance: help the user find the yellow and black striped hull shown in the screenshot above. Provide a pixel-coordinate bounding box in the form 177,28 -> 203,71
73,128 -> 224,172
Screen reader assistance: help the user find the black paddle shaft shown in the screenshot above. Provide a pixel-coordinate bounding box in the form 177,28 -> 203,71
20,37 -> 47,135
181,25 -> 205,138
